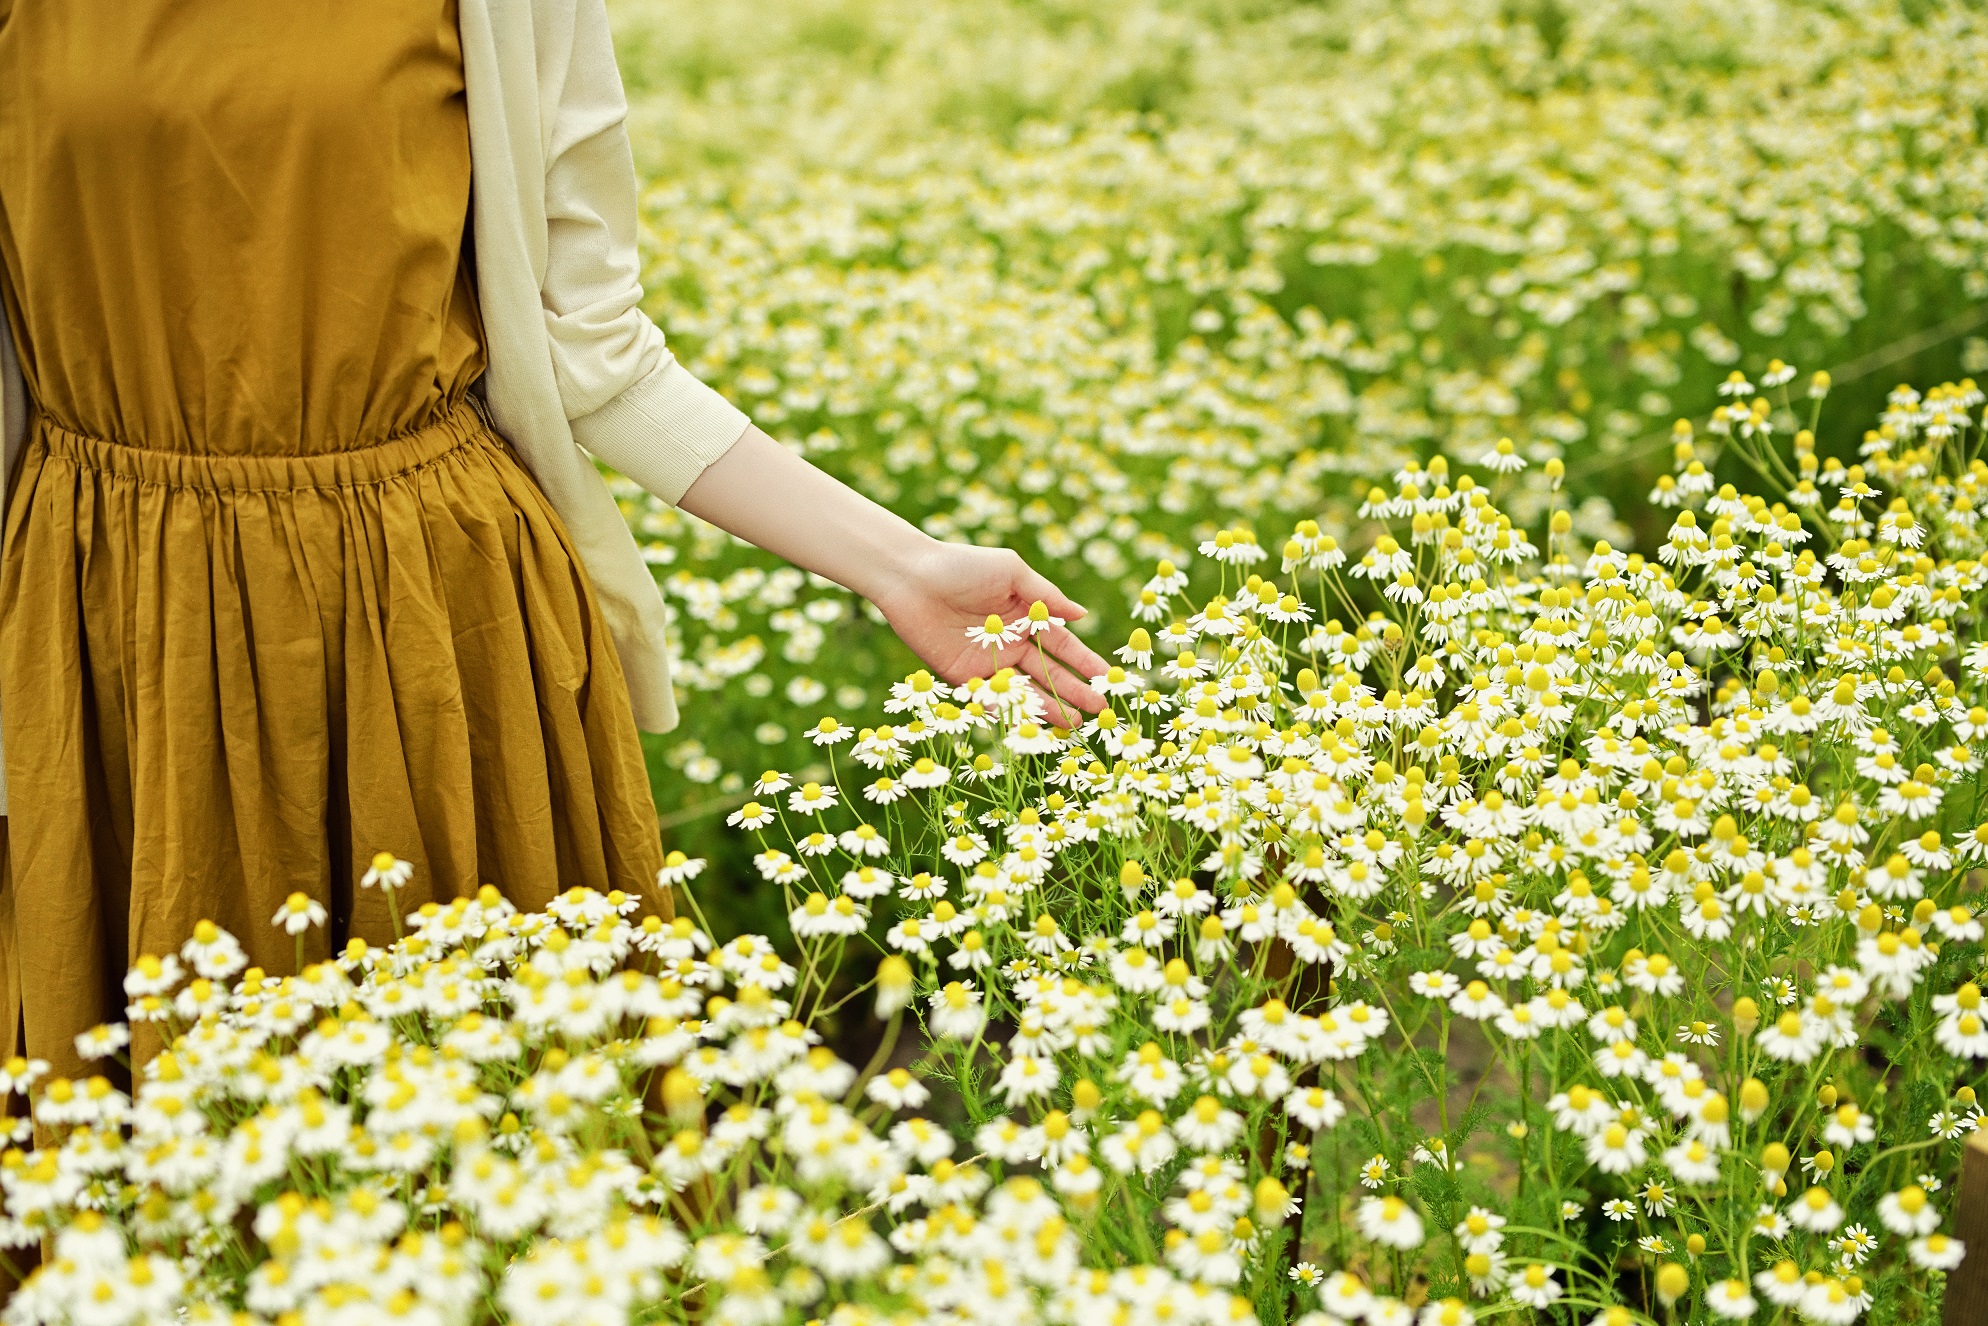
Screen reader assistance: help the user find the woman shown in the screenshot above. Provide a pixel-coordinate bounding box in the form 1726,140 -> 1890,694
0,0 -> 1107,1079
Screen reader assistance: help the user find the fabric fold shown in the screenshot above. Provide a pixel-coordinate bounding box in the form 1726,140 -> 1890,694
0,397 -> 667,1080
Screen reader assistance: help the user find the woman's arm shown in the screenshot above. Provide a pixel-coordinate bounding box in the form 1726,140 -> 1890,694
527,0 -> 1104,721
680,425 -> 1109,726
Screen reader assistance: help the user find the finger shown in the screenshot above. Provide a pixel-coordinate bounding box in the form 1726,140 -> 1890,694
1024,678 -> 1090,730
1039,622 -> 1113,682
1012,561 -> 1089,622
1015,649 -> 1106,716
1023,647 -> 1107,712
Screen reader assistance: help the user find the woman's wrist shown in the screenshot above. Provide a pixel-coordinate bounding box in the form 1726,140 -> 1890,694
856,521 -> 943,611
679,425 -> 940,606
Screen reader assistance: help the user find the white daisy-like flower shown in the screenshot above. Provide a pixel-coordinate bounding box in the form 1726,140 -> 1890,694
657,851 -> 708,886
73,1023 -> 131,1062
1909,1233 -> 1966,1270
271,892 -> 328,936
726,800 -> 776,830
1507,1263 -> 1561,1309
1410,970 -> 1461,999
1356,1195 -> 1425,1249
1448,981 -> 1506,1020
1018,600 -> 1065,636
1706,1278 -> 1758,1320
1479,436 -> 1526,473
1787,1185 -> 1845,1232
1877,1184 -> 1942,1236
787,781 -> 840,813
807,715 -> 853,745
966,613 -> 1021,648
360,851 -> 414,890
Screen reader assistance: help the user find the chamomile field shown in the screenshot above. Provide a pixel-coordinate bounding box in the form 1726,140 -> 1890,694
7,5 -> 1988,1326
605,0 -> 1988,901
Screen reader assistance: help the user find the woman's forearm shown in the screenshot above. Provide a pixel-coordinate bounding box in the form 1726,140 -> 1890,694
676,423 -> 1109,719
678,424 -> 934,605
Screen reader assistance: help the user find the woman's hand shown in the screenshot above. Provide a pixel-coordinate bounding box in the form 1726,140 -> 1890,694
870,539 -> 1110,728
678,426 -> 1109,725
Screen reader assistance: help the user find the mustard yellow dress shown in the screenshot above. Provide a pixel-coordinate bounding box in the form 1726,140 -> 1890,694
0,0 -> 669,1076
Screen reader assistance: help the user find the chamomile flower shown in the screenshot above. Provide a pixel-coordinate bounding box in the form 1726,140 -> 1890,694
967,613 -> 1021,648
1357,1196 -> 1425,1249
272,893 -> 328,936
361,851 -> 414,890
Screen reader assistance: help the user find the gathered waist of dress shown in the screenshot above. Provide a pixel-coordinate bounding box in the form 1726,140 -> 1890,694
23,394 -> 509,494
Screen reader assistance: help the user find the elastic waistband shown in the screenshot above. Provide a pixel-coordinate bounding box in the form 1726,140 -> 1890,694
27,396 -> 499,493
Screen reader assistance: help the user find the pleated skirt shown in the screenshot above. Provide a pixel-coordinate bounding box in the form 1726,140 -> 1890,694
0,394 -> 668,1078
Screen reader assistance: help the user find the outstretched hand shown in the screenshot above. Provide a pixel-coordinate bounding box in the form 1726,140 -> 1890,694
870,539 -> 1111,728
675,428 -> 1112,725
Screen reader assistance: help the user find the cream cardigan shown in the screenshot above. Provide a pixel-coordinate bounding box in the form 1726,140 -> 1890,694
0,0 -> 751,813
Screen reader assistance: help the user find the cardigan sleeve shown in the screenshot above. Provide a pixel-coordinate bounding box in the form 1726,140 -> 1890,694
539,0 -> 751,505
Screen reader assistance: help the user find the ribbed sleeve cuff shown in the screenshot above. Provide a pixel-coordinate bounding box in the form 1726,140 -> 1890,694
567,352 -> 752,505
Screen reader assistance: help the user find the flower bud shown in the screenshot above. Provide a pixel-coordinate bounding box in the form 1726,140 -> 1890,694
1254,1176 -> 1291,1225
1732,998 -> 1760,1037
1655,1262 -> 1690,1305
1740,1078 -> 1769,1121
875,956 -> 914,1018
661,1068 -> 703,1125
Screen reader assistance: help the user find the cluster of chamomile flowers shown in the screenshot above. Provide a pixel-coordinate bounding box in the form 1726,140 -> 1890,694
712,376 -> 1988,1322
0,871 -> 1286,1326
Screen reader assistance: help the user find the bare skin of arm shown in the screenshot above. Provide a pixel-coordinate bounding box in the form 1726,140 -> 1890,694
679,425 -> 1110,727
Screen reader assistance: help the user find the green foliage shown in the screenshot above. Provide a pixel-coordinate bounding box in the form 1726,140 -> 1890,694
596,0 -> 1988,909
